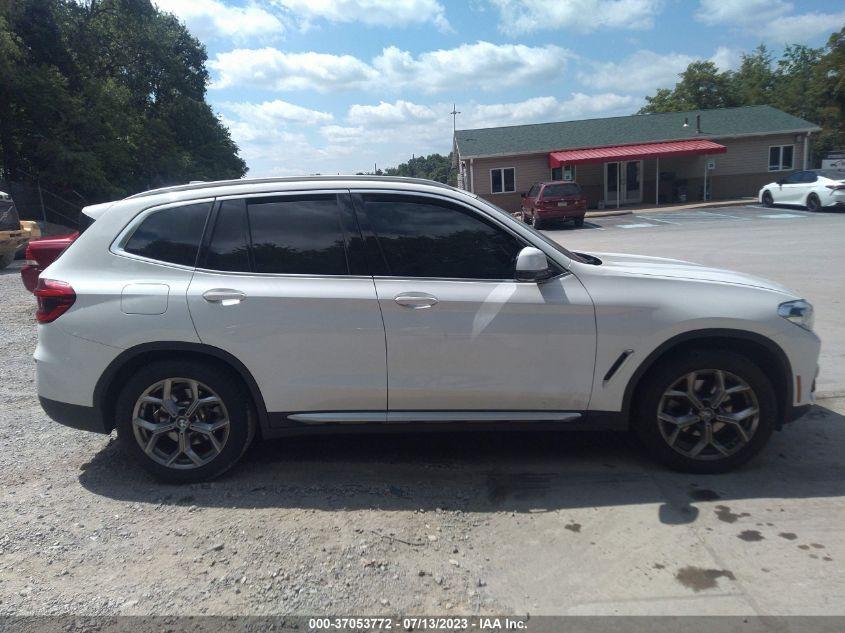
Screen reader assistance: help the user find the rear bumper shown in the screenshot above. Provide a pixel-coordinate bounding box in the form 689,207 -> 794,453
39,396 -> 108,434
536,207 -> 586,219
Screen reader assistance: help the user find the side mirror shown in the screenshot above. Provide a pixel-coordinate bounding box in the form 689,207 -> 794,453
515,246 -> 552,282
777,179 -> 785,185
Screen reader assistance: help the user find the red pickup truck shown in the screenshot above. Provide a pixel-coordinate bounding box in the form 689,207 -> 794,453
21,232 -> 78,293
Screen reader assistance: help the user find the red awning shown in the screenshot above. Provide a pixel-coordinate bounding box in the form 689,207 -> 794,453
548,139 -> 727,168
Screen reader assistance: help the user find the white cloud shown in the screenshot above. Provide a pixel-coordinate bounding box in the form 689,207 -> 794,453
210,41 -> 571,93
695,0 -> 845,43
488,0 -> 663,35
221,100 -> 333,127
578,47 -> 741,92
764,10 -> 845,44
154,0 -> 284,41
347,101 -> 438,127
210,48 -> 379,91
222,94 -> 638,177
695,0 -> 790,27
273,0 -> 450,31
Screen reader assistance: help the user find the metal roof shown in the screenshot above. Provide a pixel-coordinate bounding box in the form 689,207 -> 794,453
548,139 -> 727,167
455,105 -> 820,159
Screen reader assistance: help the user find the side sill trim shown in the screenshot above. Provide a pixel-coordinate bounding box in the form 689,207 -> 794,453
286,411 -> 582,424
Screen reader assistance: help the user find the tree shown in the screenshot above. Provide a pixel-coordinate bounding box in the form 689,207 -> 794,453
383,153 -> 457,185
0,0 -> 246,206
639,61 -> 736,113
810,27 -> 845,159
731,45 -> 775,106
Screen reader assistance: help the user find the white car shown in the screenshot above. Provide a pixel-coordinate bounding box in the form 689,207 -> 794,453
759,169 -> 845,211
35,176 -> 820,482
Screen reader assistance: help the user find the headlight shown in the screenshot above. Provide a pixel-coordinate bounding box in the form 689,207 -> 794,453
778,299 -> 814,331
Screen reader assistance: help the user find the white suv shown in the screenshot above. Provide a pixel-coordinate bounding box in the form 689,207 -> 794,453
35,177 -> 820,482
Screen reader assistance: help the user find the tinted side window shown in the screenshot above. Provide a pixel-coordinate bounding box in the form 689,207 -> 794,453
247,196 -> 348,275
206,199 -> 250,272
784,172 -> 804,184
363,196 -> 523,279
124,202 -> 210,267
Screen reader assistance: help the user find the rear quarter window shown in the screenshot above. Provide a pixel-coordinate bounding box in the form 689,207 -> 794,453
123,202 -> 211,267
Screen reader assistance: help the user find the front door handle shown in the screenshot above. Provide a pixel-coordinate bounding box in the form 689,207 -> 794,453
394,292 -> 439,309
202,288 -> 246,305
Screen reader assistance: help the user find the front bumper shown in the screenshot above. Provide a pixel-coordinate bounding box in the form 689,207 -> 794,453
39,396 -> 108,434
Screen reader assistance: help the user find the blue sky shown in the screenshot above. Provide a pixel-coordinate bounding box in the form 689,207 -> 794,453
154,0 -> 844,176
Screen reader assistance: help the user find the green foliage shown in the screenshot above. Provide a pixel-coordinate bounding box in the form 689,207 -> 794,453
638,28 -> 845,164
0,0 -> 246,203
382,153 -> 457,185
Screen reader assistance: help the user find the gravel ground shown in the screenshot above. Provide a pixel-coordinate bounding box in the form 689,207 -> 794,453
1,261 -> 844,617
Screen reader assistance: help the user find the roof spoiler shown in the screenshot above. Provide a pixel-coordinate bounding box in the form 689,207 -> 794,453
80,201 -> 115,221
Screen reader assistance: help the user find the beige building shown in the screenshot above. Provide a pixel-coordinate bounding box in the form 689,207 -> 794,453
453,105 -> 821,212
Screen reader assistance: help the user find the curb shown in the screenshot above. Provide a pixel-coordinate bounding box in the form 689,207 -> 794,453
586,198 -> 756,218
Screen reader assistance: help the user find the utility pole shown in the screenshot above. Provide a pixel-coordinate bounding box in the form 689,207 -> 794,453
450,103 -> 461,135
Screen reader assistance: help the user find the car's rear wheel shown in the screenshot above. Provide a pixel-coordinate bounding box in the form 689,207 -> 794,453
633,350 -> 776,473
533,213 -> 544,230
115,360 -> 255,483
761,190 -> 774,207
573,216 -> 585,228
806,193 -> 821,212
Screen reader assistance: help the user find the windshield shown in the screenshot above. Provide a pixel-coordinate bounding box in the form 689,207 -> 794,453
542,183 -> 581,197
476,198 -> 586,263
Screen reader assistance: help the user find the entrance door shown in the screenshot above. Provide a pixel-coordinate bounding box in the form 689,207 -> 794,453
624,160 -> 643,203
604,161 -> 643,205
605,162 -> 619,205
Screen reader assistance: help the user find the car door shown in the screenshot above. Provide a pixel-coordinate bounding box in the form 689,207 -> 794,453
775,171 -> 806,204
186,192 -> 387,422
352,191 -> 596,417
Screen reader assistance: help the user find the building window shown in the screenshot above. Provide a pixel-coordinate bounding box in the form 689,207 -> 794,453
551,165 -> 576,181
491,167 -> 515,194
769,145 -> 794,171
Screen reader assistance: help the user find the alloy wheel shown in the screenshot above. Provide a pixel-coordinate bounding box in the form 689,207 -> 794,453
656,369 -> 759,461
132,378 -> 230,469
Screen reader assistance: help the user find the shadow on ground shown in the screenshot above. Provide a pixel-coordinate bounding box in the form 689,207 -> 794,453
79,403 -> 845,525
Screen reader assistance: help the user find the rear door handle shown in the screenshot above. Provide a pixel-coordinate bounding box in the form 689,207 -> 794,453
202,289 -> 246,305
394,292 -> 438,309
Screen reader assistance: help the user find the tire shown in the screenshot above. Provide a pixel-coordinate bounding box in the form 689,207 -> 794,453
632,350 -> 777,474
533,214 -> 544,230
761,190 -> 774,207
0,250 -> 13,270
806,193 -> 821,212
115,360 -> 256,483
573,216 -> 585,228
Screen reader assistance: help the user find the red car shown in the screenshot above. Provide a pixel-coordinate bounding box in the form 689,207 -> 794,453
519,180 -> 587,229
21,232 -> 78,292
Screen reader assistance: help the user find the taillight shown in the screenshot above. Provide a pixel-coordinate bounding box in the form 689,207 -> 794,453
825,184 -> 845,190
34,279 -> 76,323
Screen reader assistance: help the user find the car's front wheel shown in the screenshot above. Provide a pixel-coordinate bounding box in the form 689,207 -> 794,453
115,360 -> 255,483
633,350 -> 776,473
761,190 -> 774,207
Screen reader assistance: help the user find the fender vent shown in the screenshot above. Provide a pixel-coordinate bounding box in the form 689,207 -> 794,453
603,349 -> 634,384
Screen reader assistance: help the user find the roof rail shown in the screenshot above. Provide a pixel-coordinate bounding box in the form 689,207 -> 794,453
125,175 -> 461,200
